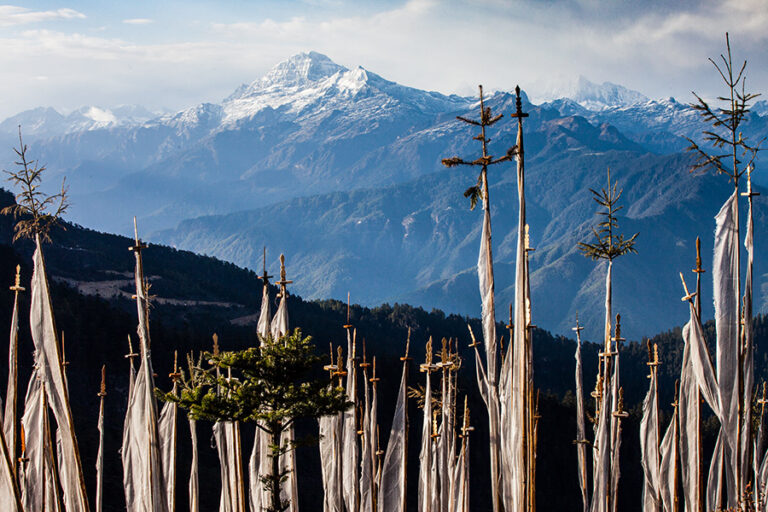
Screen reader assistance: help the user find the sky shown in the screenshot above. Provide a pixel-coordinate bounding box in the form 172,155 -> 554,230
0,0 -> 767,119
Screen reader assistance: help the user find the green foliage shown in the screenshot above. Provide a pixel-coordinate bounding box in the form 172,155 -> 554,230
158,329 -> 350,512
1,128 -> 68,242
578,168 -> 638,261
160,328 -> 349,426
686,33 -> 763,182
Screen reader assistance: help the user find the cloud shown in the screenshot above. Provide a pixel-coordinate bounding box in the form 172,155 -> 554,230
123,18 -> 154,25
0,5 -> 85,27
0,0 -> 766,120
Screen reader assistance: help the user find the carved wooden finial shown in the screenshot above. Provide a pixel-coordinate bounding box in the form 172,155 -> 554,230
525,224 -> 535,252
18,425 -> 28,466
613,314 -> 625,344
275,253 -> 293,298
323,343 -> 337,375
613,387 -> 629,418
125,334 -> 138,361
420,336 -> 439,373
572,313 -> 584,337
337,345 -> 345,372
461,395 -> 473,437
401,327 -> 412,361
10,264 -> 24,292
169,350 -> 182,383
467,324 -> 481,348
258,247 -> 273,284
440,337 -> 448,364
212,333 -> 220,357
431,409 -> 440,439
344,292 -> 353,329
129,217 -> 148,253
359,338 -> 370,369
334,345 -> 347,384
741,164 -> 760,198
98,365 -> 107,397
672,379 -> 680,408
692,237 -> 705,275
510,85 -> 529,119
61,331 -> 69,368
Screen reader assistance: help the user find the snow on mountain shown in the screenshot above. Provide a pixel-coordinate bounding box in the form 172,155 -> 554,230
219,52 -> 470,127
753,100 -> 768,117
0,104 -> 161,136
535,75 -> 648,111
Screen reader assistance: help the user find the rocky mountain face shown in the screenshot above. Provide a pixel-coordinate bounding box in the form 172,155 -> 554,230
2,52 -> 767,338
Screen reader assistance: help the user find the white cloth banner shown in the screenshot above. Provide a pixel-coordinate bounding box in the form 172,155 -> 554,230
189,419 -> 199,512
20,372 -> 51,512
341,331 -> 358,512
158,400 -> 178,512
318,414 -> 341,512
575,331 -> 590,512
96,392 -> 105,512
3,286 -> 19,461
640,370 -> 660,512
741,193 -> 755,488
659,411 -> 678,512
418,366 -> 433,512
678,339 -> 701,512
377,362 -> 407,512
30,239 -> 88,512
713,192 -> 739,507
257,282 -> 271,340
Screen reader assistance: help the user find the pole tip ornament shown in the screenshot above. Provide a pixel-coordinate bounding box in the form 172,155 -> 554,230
98,365 -> 107,397
10,264 -> 24,292
511,85 -> 529,119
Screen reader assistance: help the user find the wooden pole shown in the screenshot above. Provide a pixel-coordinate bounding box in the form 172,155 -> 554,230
693,237 -> 705,512
400,328 -> 412,512
7,265 -> 23,478
672,379 -> 680,512
96,365 -> 107,512
370,357 -> 382,510
130,220 -> 162,512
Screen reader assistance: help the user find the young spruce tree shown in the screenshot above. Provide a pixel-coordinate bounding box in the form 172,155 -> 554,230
159,329 -> 350,512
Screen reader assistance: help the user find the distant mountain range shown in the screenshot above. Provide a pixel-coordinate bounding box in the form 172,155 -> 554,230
1,51 -> 767,339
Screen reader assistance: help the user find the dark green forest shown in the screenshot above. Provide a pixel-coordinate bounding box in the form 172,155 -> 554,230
0,188 -> 762,511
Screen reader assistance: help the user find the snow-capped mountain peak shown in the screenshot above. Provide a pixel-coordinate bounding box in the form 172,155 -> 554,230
256,51 -> 347,90
533,75 -> 648,111
568,75 -> 648,110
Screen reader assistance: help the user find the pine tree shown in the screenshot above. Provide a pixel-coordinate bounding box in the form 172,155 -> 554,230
1,127 -> 68,242
158,329 -> 350,512
577,168 -> 638,262
686,32 -> 762,184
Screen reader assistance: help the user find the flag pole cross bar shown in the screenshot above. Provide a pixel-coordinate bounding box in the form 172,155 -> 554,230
741,165 -> 760,198
679,273 -> 697,303
128,217 -> 148,254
